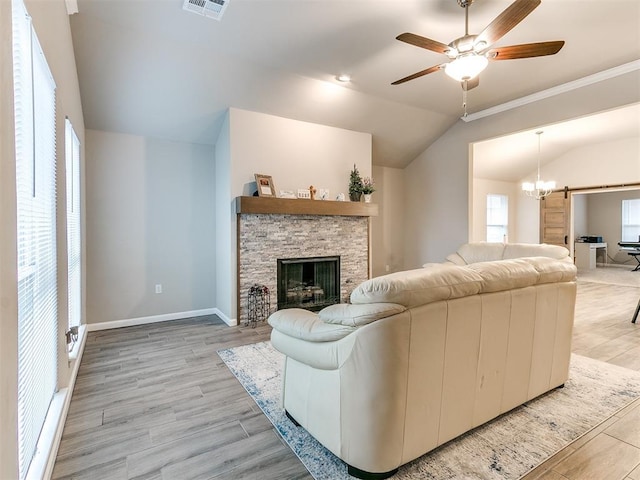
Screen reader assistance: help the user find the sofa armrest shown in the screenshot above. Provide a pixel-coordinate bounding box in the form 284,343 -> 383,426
268,308 -> 355,342
319,303 -> 406,327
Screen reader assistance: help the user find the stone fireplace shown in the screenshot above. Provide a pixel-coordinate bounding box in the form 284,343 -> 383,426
236,197 -> 377,325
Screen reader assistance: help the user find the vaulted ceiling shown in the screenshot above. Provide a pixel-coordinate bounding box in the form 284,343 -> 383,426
69,0 -> 640,169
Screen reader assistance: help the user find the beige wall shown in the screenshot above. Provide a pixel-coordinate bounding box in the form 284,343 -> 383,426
85,130 -> 216,325
405,70 -> 640,268
1,2 -> 19,477
371,165 -> 405,277
1,0 -> 85,477
215,108 -> 372,323
229,108 -> 372,198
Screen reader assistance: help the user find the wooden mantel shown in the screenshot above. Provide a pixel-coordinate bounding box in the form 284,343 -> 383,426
235,196 -> 378,216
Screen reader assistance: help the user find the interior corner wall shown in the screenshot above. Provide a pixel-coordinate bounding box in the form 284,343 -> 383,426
371,165 -> 405,277
404,70 -> 640,268
218,108 -> 372,322
214,112 -> 234,323
85,130 -> 215,325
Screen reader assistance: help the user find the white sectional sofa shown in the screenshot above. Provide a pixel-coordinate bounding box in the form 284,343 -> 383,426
268,243 -> 577,479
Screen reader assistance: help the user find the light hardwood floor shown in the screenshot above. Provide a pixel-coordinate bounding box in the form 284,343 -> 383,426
53,271 -> 640,480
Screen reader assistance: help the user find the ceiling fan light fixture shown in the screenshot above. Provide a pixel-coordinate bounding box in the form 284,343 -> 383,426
444,54 -> 488,82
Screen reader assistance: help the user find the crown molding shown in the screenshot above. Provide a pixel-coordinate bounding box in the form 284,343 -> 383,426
461,60 -> 640,122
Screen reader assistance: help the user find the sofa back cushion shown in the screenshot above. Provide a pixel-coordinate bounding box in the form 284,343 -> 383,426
351,257 -> 576,309
444,242 -> 571,265
455,242 -> 507,264
503,243 -> 570,262
351,264 -> 484,308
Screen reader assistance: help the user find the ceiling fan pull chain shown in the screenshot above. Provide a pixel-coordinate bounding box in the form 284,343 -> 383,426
462,87 -> 468,118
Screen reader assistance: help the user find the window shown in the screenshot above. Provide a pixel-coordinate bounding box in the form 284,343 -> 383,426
487,194 -> 508,243
66,118 -> 81,340
622,199 -> 640,242
12,0 -> 58,478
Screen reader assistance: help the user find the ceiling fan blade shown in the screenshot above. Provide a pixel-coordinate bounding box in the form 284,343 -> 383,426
476,0 -> 541,47
396,32 -> 450,55
487,41 -> 565,60
462,77 -> 480,91
391,64 -> 442,85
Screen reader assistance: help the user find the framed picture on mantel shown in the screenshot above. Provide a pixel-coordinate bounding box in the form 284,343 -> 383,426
254,174 -> 276,197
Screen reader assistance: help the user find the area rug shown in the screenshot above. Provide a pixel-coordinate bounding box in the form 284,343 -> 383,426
218,342 -> 640,480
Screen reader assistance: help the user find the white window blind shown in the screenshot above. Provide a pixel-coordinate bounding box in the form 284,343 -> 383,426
622,199 -> 640,242
487,194 -> 508,243
65,118 -> 81,335
12,0 -> 58,478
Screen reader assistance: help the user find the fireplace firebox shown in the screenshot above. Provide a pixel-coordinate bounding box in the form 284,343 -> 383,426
277,256 -> 340,311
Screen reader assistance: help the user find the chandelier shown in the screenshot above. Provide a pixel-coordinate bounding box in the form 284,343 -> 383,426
522,131 -> 556,200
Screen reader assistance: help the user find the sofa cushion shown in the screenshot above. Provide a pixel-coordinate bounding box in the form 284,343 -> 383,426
466,259 -> 539,292
350,264 -> 484,308
503,243 -> 570,262
521,256 -> 577,283
319,303 -> 406,327
456,242 -> 506,264
268,308 -> 355,342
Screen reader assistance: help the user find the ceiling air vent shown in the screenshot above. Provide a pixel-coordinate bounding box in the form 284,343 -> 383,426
182,0 -> 230,20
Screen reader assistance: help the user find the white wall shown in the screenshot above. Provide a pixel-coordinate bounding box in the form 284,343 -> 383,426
543,137 -> 640,188
86,130 -> 215,324
573,194 -> 588,239
405,70 -> 640,268
215,108 -> 372,323
471,179 -> 518,242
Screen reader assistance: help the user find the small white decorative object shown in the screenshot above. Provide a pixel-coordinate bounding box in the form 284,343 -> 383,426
336,193 -> 346,202
297,189 -> 311,199
279,190 -> 296,199
319,189 -> 330,200
364,194 -> 372,203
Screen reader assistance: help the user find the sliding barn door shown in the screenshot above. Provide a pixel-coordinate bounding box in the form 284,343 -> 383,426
540,191 -> 570,248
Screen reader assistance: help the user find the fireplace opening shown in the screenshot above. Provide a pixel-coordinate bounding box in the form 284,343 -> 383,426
277,256 -> 340,312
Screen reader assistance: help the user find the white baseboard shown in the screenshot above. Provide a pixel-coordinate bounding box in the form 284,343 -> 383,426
213,308 -> 238,326
87,308 -> 218,331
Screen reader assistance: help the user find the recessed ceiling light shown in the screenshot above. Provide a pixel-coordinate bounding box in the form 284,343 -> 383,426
336,74 -> 351,83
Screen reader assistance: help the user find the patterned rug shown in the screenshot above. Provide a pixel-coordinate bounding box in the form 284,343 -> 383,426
218,342 -> 640,480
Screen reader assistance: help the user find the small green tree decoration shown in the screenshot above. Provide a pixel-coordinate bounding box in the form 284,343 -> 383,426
348,164 -> 364,201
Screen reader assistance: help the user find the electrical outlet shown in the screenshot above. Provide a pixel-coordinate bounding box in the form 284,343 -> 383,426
155,284 -> 162,294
